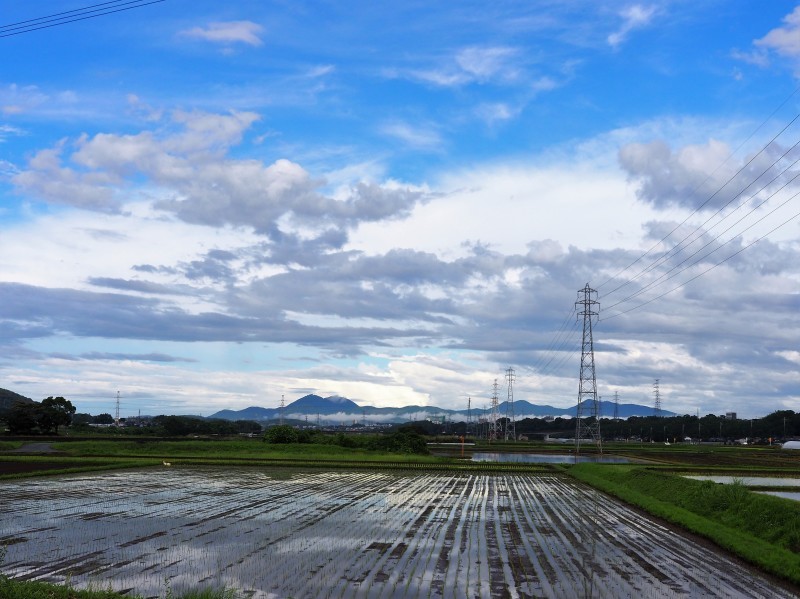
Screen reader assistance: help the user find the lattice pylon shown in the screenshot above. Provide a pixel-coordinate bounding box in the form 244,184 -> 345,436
575,283 -> 602,455
504,367 -> 516,441
488,380 -> 500,442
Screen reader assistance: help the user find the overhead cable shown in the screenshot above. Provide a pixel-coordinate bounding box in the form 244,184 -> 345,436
0,0 -> 166,38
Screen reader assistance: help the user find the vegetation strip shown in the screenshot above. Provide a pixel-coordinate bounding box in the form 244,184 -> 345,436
568,463 -> 800,586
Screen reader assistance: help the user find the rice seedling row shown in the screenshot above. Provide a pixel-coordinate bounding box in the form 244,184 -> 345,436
1,468 -> 796,598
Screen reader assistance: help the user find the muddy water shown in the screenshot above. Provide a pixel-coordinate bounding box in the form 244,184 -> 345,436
1,468 -> 797,598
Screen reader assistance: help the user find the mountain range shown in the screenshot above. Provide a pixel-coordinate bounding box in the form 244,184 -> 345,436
208,394 -> 675,424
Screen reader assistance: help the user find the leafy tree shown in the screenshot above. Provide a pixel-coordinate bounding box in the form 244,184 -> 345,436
94,413 -> 115,424
370,431 -> 429,455
5,401 -> 39,434
39,396 -> 76,434
263,424 -> 299,444
71,413 -> 94,426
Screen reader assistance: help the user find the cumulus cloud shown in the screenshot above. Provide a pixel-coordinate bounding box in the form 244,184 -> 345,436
617,137 -> 798,210
12,110 -> 427,238
755,6 -> 800,59
180,20 -> 264,47
607,4 -> 658,49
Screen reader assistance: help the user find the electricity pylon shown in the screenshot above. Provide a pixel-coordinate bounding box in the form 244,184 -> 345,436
504,367 -> 516,441
653,379 -> 662,418
488,380 -> 500,442
575,283 -> 602,455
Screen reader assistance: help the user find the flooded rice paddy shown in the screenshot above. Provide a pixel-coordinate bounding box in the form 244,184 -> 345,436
471,453 -> 635,464
1,468 -> 797,598
684,475 -> 800,487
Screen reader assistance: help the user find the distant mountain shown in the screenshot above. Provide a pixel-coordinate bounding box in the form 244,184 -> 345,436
0,388 -> 35,413
209,406 -> 275,421
289,394 -> 360,415
208,394 -> 672,424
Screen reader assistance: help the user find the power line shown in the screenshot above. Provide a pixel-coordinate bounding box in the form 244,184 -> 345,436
603,204 -> 800,321
598,89 -> 800,295
604,166 -> 800,313
603,132 -> 800,305
0,0 -> 167,38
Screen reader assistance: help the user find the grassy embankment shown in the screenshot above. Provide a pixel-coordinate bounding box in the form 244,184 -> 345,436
2,437 -> 556,477
0,576 -> 236,599
570,463 -> 800,586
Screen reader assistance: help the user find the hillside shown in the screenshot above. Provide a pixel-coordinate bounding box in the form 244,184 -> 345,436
0,388 -> 35,412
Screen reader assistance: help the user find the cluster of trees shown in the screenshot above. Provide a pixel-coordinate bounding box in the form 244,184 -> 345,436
3,397 -> 76,434
263,424 -> 429,455
502,410 -> 800,443
72,412 -> 116,426
153,415 -> 262,437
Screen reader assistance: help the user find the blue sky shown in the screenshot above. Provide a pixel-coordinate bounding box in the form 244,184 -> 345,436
1,0 -> 799,418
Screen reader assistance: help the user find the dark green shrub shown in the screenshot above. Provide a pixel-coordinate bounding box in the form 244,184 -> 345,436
263,425 -> 299,444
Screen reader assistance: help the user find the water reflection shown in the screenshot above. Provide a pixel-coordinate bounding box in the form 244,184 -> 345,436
684,475 -> 800,486
471,452 -> 634,464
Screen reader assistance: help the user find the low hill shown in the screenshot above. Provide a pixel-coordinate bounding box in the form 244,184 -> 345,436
0,388 -> 35,413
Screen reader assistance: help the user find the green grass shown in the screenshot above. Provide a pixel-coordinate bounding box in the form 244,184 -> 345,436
53,438 -> 449,463
569,463 -> 800,585
0,577 -> 237,598
0,455 -> 158,480
0,441 -> 22,451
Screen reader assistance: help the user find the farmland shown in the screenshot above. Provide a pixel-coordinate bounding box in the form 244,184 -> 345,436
2,467 -> 797,598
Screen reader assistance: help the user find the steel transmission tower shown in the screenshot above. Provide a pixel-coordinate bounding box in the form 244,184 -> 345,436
653,379 -> 662,418
504,367 -> 516,441
613,390 -> 620,421
489,380 -> 500,442
575,284 -> 602,455
466,397 -> 472,437
115,390 -> 120,426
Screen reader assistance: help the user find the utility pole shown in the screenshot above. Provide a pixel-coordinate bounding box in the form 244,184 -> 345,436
575,283 -> 602,456
504,367 -> 516,441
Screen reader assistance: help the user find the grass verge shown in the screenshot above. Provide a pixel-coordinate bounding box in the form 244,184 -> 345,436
569,463 -> 800,585
0,576 -> 238,598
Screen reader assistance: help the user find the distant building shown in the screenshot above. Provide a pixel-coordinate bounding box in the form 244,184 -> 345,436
725,412 -> 737,420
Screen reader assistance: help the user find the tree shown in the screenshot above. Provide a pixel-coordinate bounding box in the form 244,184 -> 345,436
5,401 -> 39,434
263,424 -> 299,444
94,413 -> 115,424
39,396 -> 76,434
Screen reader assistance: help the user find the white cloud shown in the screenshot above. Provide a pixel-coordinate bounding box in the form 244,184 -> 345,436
455,46 -> 519,82
0,83 -> 48,116
755,6 -> 800,59
409,46 -> 521,87
607,4 -> 658,49
0,124 -> 23,142
379,121 -> 443,150
12,110 -> 426,234
350,159 -> 659,260
180,20 -> 264,47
